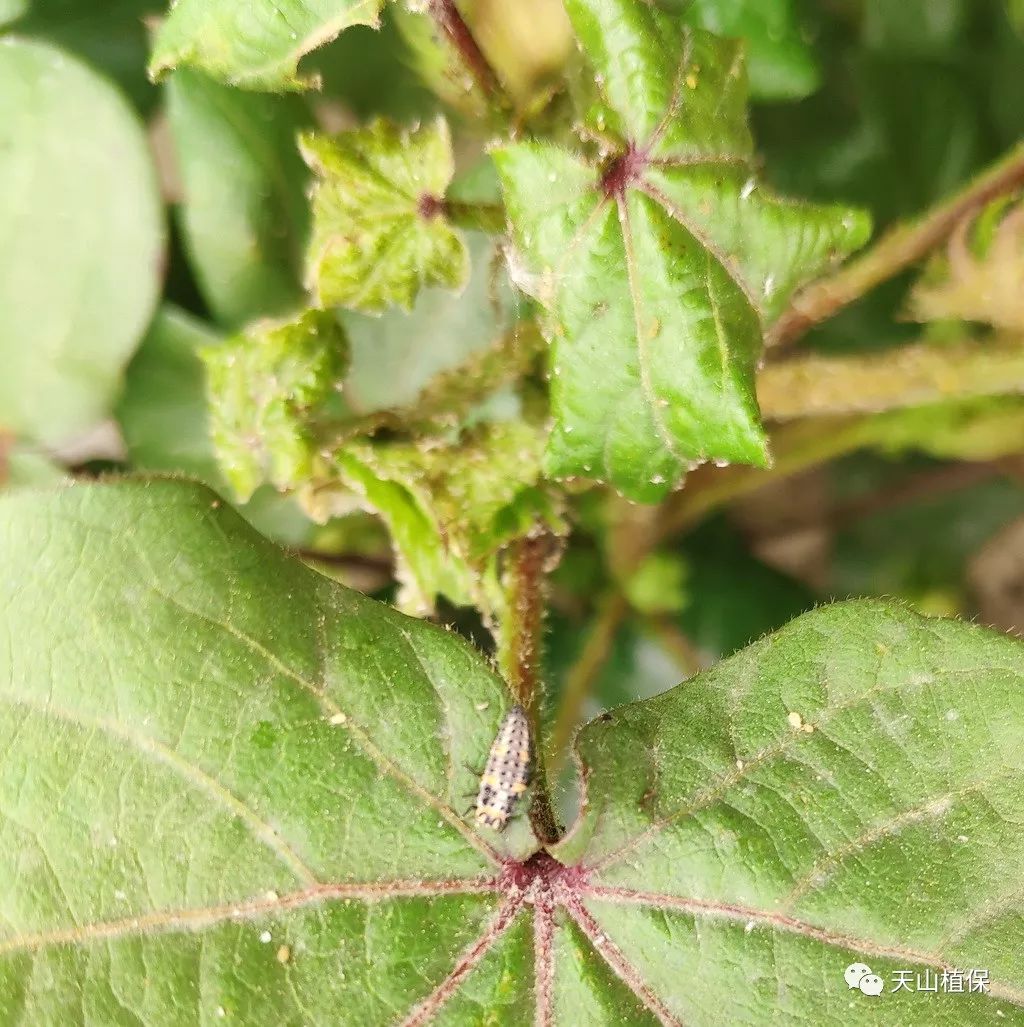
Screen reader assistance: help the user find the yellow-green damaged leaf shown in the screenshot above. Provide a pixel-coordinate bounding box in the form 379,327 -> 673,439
202,309 -> 348,502
337,418 -> 564,615
301,116 -> 470,314
495,0 -> 870,502
149,0 -> 383,90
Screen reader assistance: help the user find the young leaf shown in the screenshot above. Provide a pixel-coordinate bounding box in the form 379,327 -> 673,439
149,0 -> 383,90
495,0 -> 870,502
0,39 -> 163,447
301,117 -> 469,314
165,69 -> 312,327
2,486 -> 1022,1023
119,306 -> 322,547
202,309 -> 348,502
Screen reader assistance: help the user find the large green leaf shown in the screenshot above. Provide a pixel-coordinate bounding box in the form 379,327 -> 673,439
149,0 -> 383,90
301,117 -> 469,314
165,69 -> 311,327
495,0 -> 870,502
2,484 -> 1023,1022
16,0 -> 162,110
0,39 -> 163,446
553,600 -> 1024,1022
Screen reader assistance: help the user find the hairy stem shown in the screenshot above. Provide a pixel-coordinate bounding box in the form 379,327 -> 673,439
497,532 -> 561,843
758,334 -> 1024,420
548,592 -> 629,771
770,140 -> 1024,348
444,199 -> 507,234
646,615 -> 704,677
425,0 -> 503,99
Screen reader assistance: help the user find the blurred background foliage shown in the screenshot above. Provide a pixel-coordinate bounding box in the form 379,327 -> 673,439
3,0 -> 1024,810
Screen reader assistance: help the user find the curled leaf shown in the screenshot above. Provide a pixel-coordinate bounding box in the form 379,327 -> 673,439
149,0 -> 384,90
910,195 -> 1024,331
337,418 -> 565,615
202,309 -> 349,502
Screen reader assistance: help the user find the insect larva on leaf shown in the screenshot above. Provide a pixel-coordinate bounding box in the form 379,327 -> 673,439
474,704 -> 532,831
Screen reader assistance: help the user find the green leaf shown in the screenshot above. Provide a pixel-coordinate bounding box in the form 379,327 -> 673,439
0,480 -> 538,1023
118,305 -> 225,483
301,117 -> 469,314
149,0 -> 383,90
495,1 -> 870,502
3,494 -> 1022,1022
165,69 -> 311,328
16,0 -> 161,110
0,39 -> 163,446
203,309 -> 349,502
684,0 -> 820,101
553,599 -> 1024,1021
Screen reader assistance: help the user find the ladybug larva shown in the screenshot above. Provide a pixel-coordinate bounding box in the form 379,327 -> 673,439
474,704 -> 531,831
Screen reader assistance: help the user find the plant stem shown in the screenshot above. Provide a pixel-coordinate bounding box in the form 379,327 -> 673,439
758,334 -> 1024,420
770,140 -> 1024,349
548,592 -> 628,771
425,0 -> 503,99
444,199 -> 506,234
497,531 -> 562,843
646,615 -> 704,677
0,432 -> 10,484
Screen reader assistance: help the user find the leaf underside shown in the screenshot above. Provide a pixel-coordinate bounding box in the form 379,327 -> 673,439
496,0 -> 870,502
149,0 -> 385,90
1,481 -> 1022,1023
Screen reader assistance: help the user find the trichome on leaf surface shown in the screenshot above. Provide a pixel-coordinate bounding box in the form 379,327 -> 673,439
3,0 -> 1024,1024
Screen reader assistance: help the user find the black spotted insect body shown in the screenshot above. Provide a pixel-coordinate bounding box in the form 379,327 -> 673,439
475,704 -> 531,831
